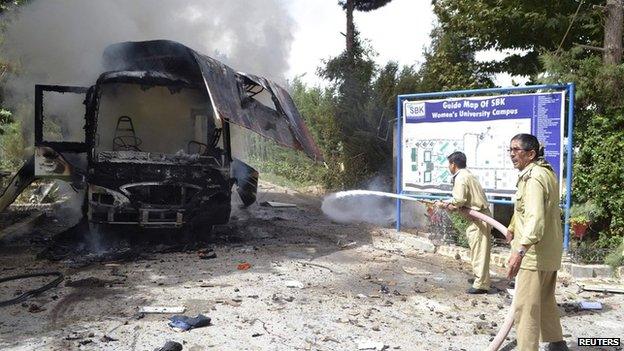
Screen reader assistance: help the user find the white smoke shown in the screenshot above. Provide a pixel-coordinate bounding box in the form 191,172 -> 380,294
322,191 -> 396,226
0,0 -> 295,107
321,190 -> 428,229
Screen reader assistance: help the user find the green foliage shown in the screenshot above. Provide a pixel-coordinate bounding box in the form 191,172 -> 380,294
319,35 -> 393,187
571,233 -> 623,265
448,212 -> 470,248
0,107 -> 12,133
339,0 -> 392,12
418,27 -> 493,91
572,112 -> 624,237
604,237 -> 624,268
541,50 -> 624,126
245,82 -> 336,188
569,200 -> 601,225
538,41 -> 624,260
249,152 -> 325,187
0,118 -> 23,170
432,0 -> 604,76
0,0 -> 28,13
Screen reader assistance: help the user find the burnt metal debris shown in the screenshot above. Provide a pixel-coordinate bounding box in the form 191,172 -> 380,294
0,40 -> 322,233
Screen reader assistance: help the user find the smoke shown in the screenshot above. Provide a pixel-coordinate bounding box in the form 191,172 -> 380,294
321,175 -> 395,225
0,0 -> 295,109
322,191 -> 396,226
53,180 -> 85,227
321,189 -> 428,229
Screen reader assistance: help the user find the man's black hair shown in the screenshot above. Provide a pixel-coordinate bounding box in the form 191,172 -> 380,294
511,133 -> 543,161
447,151 -> 466,168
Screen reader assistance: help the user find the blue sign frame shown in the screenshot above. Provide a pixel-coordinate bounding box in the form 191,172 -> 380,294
396,84 -> 575,251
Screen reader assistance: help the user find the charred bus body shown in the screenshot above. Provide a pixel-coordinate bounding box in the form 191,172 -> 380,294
1,40 -> 321,232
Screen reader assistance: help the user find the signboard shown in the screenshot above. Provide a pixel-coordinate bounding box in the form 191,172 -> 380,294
401,92 -> 565,197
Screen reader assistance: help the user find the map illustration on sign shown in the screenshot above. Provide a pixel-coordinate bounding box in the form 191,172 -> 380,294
401,93 -> 564,197
403,119 -> 529,195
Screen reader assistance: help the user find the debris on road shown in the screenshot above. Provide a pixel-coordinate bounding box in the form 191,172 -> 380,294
168,314 -> 211,331
339,241 -> 357,249
198,248 -> 216,260
153,340 -> 183,351
580,283 -> 624,294
259,201 -> 297,208
0,271 -> 64,307
356,339 -> 388,350
578,301 -> 603,310
100,335 -> 118,343
2,181 -> 623,350
379,285 -> 390,294
27,303 -> 45,313
285,280 -> 304,289
66,277 -> 119,288
139,306 -> 186,314
402,266 -> 432,275
237,262 -> 252,270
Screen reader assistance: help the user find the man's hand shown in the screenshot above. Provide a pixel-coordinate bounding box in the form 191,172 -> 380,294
434,201 -> 457,211
506,251 -> 522,279
505,229 -> 514,244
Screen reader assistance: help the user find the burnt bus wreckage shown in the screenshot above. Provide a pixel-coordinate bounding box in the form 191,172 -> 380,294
0,40 -> 322,232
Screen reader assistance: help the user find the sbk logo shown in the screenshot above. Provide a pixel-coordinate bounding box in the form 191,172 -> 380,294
405,102 -> 425,119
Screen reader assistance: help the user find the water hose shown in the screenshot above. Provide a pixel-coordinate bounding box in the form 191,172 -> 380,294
331,190 -> 514,350
461,208 -> 514,351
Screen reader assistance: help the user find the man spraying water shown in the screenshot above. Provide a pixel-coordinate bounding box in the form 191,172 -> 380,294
434,151 -> 492,294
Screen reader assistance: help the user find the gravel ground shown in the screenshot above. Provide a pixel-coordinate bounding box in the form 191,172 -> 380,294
0,182 -> 622,351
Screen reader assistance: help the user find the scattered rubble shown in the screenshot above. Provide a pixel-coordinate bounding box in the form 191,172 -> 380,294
65,277 -> 119,288
0,182 -> 623,350
285,280 -> 304,289
139,306 -> 186,314
168,314 -> 211,331
237,262 -> 251,270
259,201 -> 297,208
153,340 -> 183,351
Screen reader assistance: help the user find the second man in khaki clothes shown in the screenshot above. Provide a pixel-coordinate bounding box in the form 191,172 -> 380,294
506,134 -> 568,351
436,151 -> 492,294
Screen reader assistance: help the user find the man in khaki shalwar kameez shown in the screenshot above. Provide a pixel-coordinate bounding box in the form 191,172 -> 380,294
436,151 -> 492,294
506,134 -> 568,351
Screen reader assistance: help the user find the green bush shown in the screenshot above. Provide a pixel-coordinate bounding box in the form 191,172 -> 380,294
541,52 -> 624,264
604,237 -> 624,269
447,212 -> 470,248
0,119 -> 24,170
573,112 -> 624,238
570,233 -> 623,264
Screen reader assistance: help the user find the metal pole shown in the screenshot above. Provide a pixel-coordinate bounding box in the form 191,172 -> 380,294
396,96 -> 403,231
563,83 -> 575,251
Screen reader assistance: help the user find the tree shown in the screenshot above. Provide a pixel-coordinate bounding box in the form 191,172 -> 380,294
1,0 -> 26,13
339,0 -> 392,63
432,0 -> 605,76
603,0 -> 623,65
1,0 -> 28,132
418,27 -> 493,92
